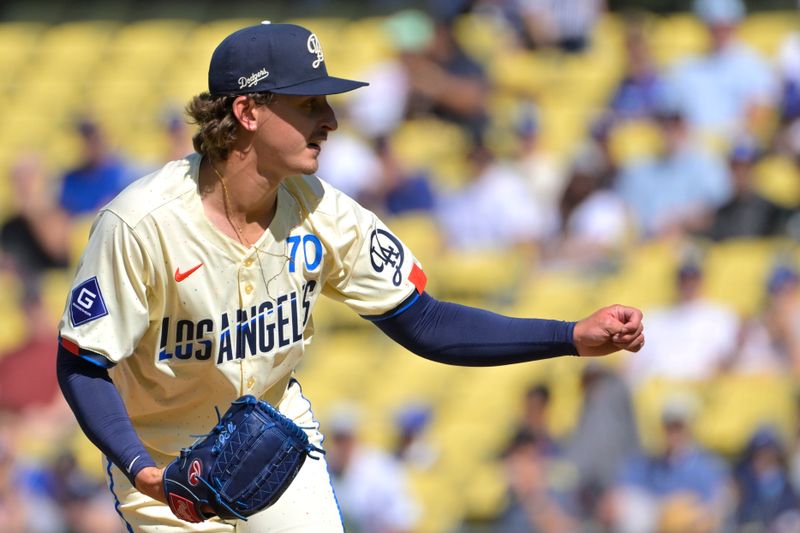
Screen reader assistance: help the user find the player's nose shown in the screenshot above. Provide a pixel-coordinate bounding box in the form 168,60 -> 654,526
319,99 -> 338,132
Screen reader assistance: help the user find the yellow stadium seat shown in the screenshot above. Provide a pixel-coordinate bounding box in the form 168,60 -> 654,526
633,374 -> 795,456
696,374 -> 795,456
608,119 -> 663,165
69,216 -> 96,266
596,239 -> 680,311
408,468 -> 465,533
753,154 -> 800,209
0,22 -> 46,89
0,112 -> 57,154
650,14 -> 709,67
384,214 -> 442,278
514,269 -> 597,320
365,343 -> 461,412
433,248 -> 529,306
461,463 -> 508,522
337,17 -> 394,79
389,119 -> 471,190
632,378 -> 703,452
702,238 -> 786,317
489,49 -> 552,98
557,52 -> 623,107
591,12 -> 625,53
309,293 -> 373,333
0,151 -> 18,222
40,269 -> 72,324
453,12 -> 515,64
739,11 -> 799,58
296,331 -> 381,394
538,102 -> 595,157
108,19 -> 195,74
44,130 -> 83,171
31,21 -> 118,77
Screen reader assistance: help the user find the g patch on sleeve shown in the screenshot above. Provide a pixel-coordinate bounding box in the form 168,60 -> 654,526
69,277 -> 109,327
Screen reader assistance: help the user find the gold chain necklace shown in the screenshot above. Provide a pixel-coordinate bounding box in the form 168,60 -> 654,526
211,163 -> 251,248
208,160 -> 293,302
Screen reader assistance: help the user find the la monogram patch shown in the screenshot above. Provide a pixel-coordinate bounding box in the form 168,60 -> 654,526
69,277 -> 108,327
369,229 -> 404,287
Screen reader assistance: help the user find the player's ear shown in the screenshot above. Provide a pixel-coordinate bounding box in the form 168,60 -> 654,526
232,96 -> 259,132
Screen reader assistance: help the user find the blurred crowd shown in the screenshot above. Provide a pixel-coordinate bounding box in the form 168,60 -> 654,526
2,0 -> 800,531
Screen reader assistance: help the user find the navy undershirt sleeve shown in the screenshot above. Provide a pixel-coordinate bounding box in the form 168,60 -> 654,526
371,291 -> 578,365
56,345 -> 156,486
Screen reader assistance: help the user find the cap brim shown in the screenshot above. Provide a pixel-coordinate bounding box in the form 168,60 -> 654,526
270,76 -> 368,96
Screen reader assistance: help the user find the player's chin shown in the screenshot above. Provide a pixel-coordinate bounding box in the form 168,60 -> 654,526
296,159 -> 319,176
291,150 -> 320,175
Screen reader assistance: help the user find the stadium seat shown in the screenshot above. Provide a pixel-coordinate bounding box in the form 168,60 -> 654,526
702,238 -> 786,317
452,12 -> 515,64
69,216 -> 96,266
608,119 -> 663,165
489,49 -> 551,98
40,269 -> 72,324
434,248 -> 529,306
460,463 -> 508,522
650,14 -> 709,67
514,269 -> 598,320
389,119 -> 471,190
696,374 -> 795,456
407,468 -> 465,533
337,17 -> 394,79
596,239 -> 679,311
632,378 -> 703,452
753,154 -> 800,209
310,293 -> 374,333
385,213 -> 443,274
0,22 -> 46,91
738,11 -> 799,58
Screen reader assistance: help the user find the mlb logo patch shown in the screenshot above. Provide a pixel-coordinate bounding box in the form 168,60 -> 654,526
69,277 -> 108,327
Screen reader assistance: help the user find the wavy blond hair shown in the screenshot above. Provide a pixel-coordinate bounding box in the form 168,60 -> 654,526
185,92 -> 274,161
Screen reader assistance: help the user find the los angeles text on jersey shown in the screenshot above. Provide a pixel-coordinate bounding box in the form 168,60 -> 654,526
157,281 -> 316,364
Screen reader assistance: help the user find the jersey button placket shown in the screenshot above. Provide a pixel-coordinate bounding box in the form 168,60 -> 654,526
238,260 -> 259,395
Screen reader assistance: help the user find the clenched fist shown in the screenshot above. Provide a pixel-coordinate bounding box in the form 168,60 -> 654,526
573,305 -> 645,357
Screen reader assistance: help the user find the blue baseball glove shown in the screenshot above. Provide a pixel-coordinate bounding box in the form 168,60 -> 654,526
163,395 -> 323,523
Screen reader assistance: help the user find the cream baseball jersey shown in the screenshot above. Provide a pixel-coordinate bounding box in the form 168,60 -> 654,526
58,153 -> 426,456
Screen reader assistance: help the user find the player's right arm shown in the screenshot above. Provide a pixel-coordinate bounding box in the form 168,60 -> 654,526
315,180 -> 644,363
55,210 -> 166,502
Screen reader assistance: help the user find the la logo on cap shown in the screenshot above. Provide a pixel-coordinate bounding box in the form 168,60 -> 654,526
307,34 -> 324,69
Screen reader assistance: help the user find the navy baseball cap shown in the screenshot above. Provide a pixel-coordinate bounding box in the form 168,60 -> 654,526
208,21 -> 368,96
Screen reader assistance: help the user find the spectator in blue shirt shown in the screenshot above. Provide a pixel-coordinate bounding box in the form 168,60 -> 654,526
615,99 -> 730,238
608,393 -> 730,532
609,14 -> 668,121
669,0 -> 778,139
704,140 -> 793,241
734,427 -> 800,531
58,119 -> 134,217
365,136 -> 437,217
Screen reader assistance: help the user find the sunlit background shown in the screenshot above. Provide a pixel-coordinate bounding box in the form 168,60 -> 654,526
1,0 -> 800,532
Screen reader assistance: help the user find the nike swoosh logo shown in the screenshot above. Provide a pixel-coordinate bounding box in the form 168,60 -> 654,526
174,263 -> 204,282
